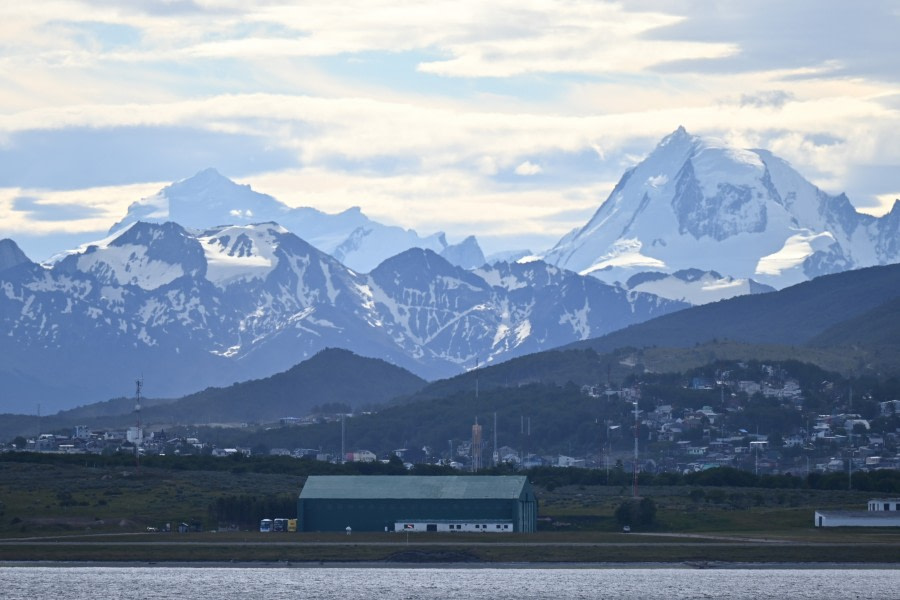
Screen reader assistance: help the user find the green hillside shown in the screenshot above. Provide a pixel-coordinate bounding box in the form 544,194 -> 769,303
173,354 -> 900,461
0,349 -> 426,438
134,348 -> 427,425
567,262 -> 900,356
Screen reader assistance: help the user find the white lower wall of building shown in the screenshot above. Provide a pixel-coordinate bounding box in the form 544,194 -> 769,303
395,521 -> 513,533
815,511 -> 900,527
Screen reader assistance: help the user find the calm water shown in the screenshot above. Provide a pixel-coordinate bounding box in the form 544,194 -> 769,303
0,566 -> 898,599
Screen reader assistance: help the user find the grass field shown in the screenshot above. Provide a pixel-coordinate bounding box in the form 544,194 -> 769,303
1,462 -> 898,564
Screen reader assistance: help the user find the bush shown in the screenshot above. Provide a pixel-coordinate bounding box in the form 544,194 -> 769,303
614,498 -> 657,529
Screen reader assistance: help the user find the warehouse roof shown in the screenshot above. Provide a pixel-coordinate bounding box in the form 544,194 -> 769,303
300,475 -> 529,500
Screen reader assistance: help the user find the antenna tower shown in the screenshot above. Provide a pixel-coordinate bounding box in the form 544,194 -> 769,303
471,417 -> 483,472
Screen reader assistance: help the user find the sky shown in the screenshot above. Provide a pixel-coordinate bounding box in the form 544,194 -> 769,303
1,0 -> 898,261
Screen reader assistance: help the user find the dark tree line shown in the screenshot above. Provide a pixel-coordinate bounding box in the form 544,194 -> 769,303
522,465 -> 900,493
208,494 -> 297,529
3,452 -> 899,493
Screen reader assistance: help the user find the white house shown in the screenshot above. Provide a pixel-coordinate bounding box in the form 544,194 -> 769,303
557,455 -> 585,468
868,498 -> 900,511
346,450 -> 377,463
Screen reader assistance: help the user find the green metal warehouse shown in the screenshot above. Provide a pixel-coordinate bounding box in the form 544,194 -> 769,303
297,475 -> 537,533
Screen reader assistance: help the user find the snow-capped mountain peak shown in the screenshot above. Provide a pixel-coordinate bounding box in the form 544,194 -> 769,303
108,169 -> 478,274
543,127 -> 897,302
197,223 -> 288,287
54,221 -> 205,291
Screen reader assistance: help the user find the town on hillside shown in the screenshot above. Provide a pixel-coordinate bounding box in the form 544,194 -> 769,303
8,362 -> 900,480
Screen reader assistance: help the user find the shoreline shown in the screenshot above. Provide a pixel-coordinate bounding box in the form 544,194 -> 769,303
2,560 -> 898,570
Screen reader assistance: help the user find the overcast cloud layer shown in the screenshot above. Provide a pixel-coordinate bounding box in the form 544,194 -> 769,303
1,0 -> 898,260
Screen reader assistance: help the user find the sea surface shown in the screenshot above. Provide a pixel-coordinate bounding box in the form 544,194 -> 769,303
0,565 -> 898,599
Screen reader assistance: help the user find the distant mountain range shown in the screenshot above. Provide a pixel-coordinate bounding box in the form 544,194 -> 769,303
105,129 -> 900,305
0,223 -> 684,412
411,262 -> 900,402
4,260 -> 898,443
543,127 -> 900,304
3,127 -> 899,415
107,167 -> 484,273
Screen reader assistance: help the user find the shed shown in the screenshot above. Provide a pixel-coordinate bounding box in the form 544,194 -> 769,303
814,511 -> 900,527
297,475 -> 537,532
814,497 -> 900,527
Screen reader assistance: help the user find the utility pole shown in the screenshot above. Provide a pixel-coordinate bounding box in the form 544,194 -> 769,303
848,444 -> 853,491
605,421 -> 611,484
848,386 -> 854,490
632,401 -> 639,498
493,411 -> 497,468
134,378 -> 143,474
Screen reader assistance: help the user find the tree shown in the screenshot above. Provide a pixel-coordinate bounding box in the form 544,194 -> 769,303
12,436 -> 26,449
614,498 -> 657,529
639,497 -> 657,526
614,500 -> 638,526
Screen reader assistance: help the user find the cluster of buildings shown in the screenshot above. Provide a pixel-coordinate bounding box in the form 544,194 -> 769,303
574,367 -> 900,477
7,363 -> 899,481
14,427 -> 203,456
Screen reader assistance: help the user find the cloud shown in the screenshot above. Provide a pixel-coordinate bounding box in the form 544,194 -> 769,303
644,0 -> 900,83
239,166 -> 612,255
0,125 -> 299,189
739,91 -> 794,109
0,88 -> 897,249
416,4 -> 736,78
12,196 -> 105,221
0,180 -> 164,252
0,1 -> 897,258
514,161 -> 542,176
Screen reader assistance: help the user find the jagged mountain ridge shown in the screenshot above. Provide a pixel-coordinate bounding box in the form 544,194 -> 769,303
543,126 -> 900,302
0,239 -> 31,272
108,168 -> 483,273
0,224 -> 686,412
